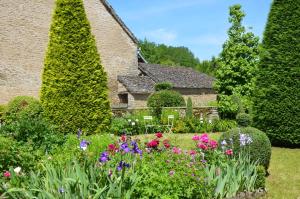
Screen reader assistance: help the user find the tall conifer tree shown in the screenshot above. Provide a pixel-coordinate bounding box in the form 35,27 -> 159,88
253,0 -> 300,147
41,0 -> 111,134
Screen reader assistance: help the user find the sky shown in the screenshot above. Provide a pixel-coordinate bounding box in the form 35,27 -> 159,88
107,0 -> 273,61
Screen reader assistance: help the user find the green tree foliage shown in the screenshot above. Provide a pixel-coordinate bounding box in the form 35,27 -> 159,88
139,39 -> 216,75
253,0 -> 300,147
147,90 -> 186,118
186,97 -> 193,118
154,82 -> 173,91
41,0 -> 111,134
214,5 -> 259,119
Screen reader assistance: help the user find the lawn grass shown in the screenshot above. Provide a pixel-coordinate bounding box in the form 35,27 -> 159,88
263,147 -> 300,199
135,133 -> 300,199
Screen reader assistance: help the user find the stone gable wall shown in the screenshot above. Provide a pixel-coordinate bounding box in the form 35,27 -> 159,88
0,0 -> 138,105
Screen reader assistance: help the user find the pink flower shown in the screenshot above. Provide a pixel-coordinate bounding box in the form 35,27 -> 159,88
163,139 -> 170,148
197,143 -> 208,150
192,135 -> 200,141
3,171 -> 11,178
189,150 -> 197,155
156,132 -> 163,138
169,170 -> 175,176
225,149 -> 233,155
172,147 -> 182,154
209,140 -> 218,149
200,134 -> 209,143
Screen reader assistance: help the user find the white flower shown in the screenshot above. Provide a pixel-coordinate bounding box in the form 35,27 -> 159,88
131,122 -> 136,126
128,119 -> 132,122
14,167 -> 21,174
135,119 -> 139,122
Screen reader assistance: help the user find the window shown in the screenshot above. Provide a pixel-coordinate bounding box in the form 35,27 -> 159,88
118,93 -> 128,104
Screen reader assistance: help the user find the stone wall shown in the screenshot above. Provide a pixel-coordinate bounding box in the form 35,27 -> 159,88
0,0 -> 139,105
175,88 -> 217,106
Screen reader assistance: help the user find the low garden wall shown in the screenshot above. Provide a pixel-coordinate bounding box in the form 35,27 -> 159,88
112,106 -> 219,120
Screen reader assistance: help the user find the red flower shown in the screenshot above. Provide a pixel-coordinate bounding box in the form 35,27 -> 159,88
163,139 -> 170,148
189,150 -> 197,155
108,144 -> 118,152
3,171 -> 11,178
225,149 -> 233,156
156,132 -> 163,138
147,140 -> 159,148
197,143 -> 208,150
121,135 -> 127,142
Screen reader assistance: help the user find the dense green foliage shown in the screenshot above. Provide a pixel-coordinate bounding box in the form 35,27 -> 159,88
0,117 -> 63,152
219,127 -> 272,169
236,113 -> 252,127
139,39 -> 217,75
186,97 -> 193,118
252,0 -> 300,147
133,152 -> 214,198
147,90 -> 186,117
3,96 -> 42,124
0,136 -> 39,173
41,0 -> 111,134
214,4 -> 259,119
154,82 -> 173,91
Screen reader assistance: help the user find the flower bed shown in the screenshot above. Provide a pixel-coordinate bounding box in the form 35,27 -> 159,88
1,131 -> 266,198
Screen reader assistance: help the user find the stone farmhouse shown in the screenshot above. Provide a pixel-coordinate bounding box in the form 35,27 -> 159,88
0,0 -> 216,109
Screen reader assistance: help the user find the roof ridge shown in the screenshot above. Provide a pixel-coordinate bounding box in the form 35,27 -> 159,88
99,0 -> 139,44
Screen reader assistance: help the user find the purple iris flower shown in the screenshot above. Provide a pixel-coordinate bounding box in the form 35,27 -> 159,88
117,161 -> 130,171
131,141 -> 142,156
239,134 -> 252,146
99,151 -> 110,163
120,143 -> 130,153
77,129 -> 82,139
80,140 -> 90,151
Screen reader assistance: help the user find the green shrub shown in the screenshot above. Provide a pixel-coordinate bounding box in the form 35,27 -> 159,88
236,113 -> 252,127
186,97 -> 193,118
212,119 -> 237,132
132,152 -> 214,198
161,108 -> 180,125
50,134 -> 114,165
0,117 -> 63,152
154,82 -> 173,91
252,0 -> 300,147
3,96 -> 42,124
219,127 -> 272,169
41,0 -> 111,134
147,90 -> 185,118
0,136 -> 40,172
255,165 -> 266,189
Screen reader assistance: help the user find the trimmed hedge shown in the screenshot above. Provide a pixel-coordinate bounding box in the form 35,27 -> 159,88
154,82 -> 173,91
236,113 -> 252,127
3,96 -> 42,124
41,0 -> 111,134
147,90 -> 185,117
252,0 -> 300,147
219,127 -> 272,169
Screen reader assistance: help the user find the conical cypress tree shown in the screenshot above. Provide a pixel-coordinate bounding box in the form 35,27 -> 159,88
41,0 -> 111,134
253,0 -> 300,147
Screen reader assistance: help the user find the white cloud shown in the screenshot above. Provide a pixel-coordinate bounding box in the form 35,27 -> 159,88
143,28 -> 177,44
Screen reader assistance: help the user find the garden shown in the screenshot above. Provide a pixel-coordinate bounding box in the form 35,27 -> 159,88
1,0 -> 299,198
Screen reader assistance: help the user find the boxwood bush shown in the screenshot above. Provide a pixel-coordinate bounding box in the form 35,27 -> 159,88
3,96 -> 42,124
236,113 -> 252,127
219,127 -> 272,169
147,90 -> 185,118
